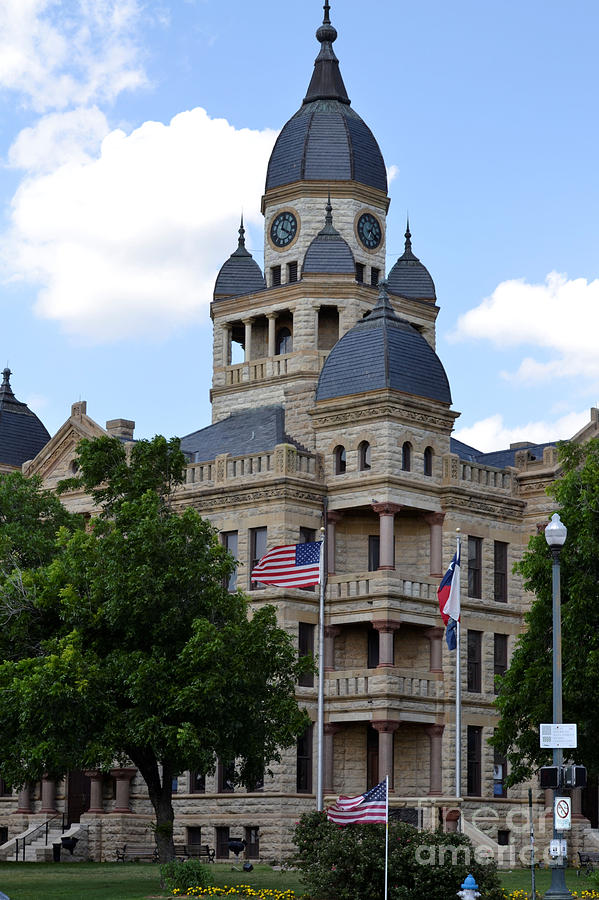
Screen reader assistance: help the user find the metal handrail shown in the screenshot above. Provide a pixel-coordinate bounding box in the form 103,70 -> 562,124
15,813 -> 65,861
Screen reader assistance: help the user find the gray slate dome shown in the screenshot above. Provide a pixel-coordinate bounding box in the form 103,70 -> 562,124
316,285 -> 451,404
0,368 -> 50,467
387,222 -> 436,301
303,199 -> 355,275
214,219 -> 266,300
265,5 -> 387,194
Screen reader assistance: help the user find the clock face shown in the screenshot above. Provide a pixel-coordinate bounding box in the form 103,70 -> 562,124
357,212 -> 382,249
270,211 -> 298,248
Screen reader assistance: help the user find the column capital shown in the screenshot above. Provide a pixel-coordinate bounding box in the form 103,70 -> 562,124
424,626 -> 444,641
372,619 -> 401,634
327,510 -> 343,523
324,625 -> 341,638
425,723 -> 445,738
423,511 -> 445,527
371,719 -> 400,734
110,767 -> 136,781
324,723 -> 343,736
266,312 -> 278,320
241,316 -> 255,325
371,502 -> 402,516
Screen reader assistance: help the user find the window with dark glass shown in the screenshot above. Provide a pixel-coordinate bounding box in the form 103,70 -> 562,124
401,441 -> 412,472
296,724 -> 313,793
271,265 -> 281,287
356,262 -> 365,283
245,826 -> 260,859
494,633 -> 508,693
334,445 -> 346,475
467,725 -> 482,796
424,446 -> 433,476
187,826 -> 202,845
287,261 -> 298,283
300,527 -> 316,544
358,441 -> 371,471
171,775 -> 179,794
222,531 -> 238,592
298,622 -> 315,687
367,628 -> 380,668
189,772 -> 205,793
494,745 -> 508,798
468,536 -> 482,598
276,326 -> 292,354
467,630 -> 482,692
371,267 -> 380,287
494,541 -> 508,602
249,526 -> 267,589
217,761 -> 235,793
0,778 -> 11,797
368,535 -> 380,572
216,826 -> 230,858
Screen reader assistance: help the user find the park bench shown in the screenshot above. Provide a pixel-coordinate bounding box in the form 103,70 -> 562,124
174,843 -> 215,863
578,850 -> 599,875
116,843 -> 159,862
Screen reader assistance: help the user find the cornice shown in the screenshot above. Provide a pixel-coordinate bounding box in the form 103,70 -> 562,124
310,391 -> 458,433
261,180 -> 390,215
172,480 -> 325,513
439,489 -> 525,520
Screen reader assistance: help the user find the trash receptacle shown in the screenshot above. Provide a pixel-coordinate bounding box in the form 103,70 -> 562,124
52,842 -> 61,863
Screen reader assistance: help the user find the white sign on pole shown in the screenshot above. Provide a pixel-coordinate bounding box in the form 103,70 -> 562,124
539,723 -> 577,749
554,796 -> 571,831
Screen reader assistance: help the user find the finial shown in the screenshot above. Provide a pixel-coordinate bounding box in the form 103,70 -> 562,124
325,190 -> 333,226
323,0 -> 331,24
238,213 -> 246,248
231,213 -> 251,258
405,215 -> 412,252
319,191 -> 338,236
2,367 -> 11,386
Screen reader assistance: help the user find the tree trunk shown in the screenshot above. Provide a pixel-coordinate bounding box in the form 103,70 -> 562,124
130,751 -> 176,863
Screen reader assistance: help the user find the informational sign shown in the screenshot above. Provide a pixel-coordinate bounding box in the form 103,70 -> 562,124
540,723 -> 577,749
554,796 -> 572,831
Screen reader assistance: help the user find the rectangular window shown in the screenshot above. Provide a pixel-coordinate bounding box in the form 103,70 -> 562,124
298,622 -> 315,687
494,634 -> 508,693
356,263 -> 365,283
189,772 -> 205,793
217,761 -> 235,794
296,724 -> 313,793
245,826 -> 260,859
287,261 -> 298,283
467,630 -> 482,692
467,725 -> 482,796
249,527 -> 267,589
367,628 -> 380,668
371,267 -> 380,287
368,535 -> 380,572
468,536 -> 483,599
187,826 -> 202,846
0,779 -> 11,797
216,826 -> 230,859
222,531 -> 238,592
300,527 -> 316,544
271,265 -> 281,287
493,745 -> 508,798
494,541 -> 508,602
171,775 -> 179,794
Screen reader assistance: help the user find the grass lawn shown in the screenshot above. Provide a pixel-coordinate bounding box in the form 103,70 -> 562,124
501,866 -> 598,896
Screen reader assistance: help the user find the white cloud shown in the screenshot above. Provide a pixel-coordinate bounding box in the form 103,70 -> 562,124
8,107 -> 110,173
4,108 -> 278,341
387,164 -> 399,184
452,271 -> 599,383
454,410 -> 590,454
0,0 -> 146,112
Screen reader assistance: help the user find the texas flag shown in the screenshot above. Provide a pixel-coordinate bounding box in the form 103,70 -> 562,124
437,545 -> 461,650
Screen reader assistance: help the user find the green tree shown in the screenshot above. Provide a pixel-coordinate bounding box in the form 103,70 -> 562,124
0,436 -> 310,861
492,437 -> 599,784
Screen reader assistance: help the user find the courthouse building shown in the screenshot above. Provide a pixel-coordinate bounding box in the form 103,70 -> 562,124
1,1 -> 598,864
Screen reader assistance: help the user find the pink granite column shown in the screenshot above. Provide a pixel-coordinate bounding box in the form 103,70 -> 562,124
425,626 -> 444,673
41,777 -> 57,814
426,724 -> 445,795
85,771 -> 105,814
323,724 -> 342,794
15,785 -> 31,813
372,721 -> 399,790
111,768 -> 137,814
423,512 -> 445,577
371,503 -> 401,570
372,620 -> 401,667
327,511 -> 342,575
324,626 -> 340,671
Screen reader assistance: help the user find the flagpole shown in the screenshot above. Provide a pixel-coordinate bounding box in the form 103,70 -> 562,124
455,531 -> 462,828
384,774 -> 389,900
316,498 -> 328,811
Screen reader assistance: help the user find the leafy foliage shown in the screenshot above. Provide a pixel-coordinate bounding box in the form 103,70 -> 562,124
159,859 -> 210,892
293,812 -> 504,900
492,438 -> 599,783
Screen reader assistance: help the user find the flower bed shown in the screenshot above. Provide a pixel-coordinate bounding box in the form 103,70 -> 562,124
503,892 -> 599,899
172,888 -> 298,899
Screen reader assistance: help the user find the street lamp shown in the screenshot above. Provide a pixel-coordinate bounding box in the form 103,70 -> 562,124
543,512 -> 571,900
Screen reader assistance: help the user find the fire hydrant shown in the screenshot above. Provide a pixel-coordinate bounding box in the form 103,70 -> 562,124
457,874 -> 481,899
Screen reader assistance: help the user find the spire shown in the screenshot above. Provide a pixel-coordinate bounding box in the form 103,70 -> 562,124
303,1 -> 350,105
231,214 -> 251,258
405,216 -> 412,253
0,367 -> 14,400
368,279 -> 397,320
318,191 -> 338,236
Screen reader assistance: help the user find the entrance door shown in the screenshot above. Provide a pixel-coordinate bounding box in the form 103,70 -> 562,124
67,771 -> 91,825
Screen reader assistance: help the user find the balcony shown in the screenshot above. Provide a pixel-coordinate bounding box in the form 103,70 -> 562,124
326,571 -> 440,624
325,666 -> 444,719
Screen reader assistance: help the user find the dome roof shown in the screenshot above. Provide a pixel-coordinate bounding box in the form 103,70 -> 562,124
214,219 -> 266,301
316,285 -> 451,404
303,198 -> 355,275
0,368 -> 50,467
387,222 -> 436,301
265,6 -> 387,194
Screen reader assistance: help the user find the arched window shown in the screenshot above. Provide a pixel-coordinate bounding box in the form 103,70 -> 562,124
424,446 -> 434,477
334,445 -> 346,475
276,327 -> 293,355
358,441 -> 371,471
401,441 -> 412,472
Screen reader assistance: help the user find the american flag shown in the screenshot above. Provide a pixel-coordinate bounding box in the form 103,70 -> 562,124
326,779 -> 388,825
250,541 -> 322,588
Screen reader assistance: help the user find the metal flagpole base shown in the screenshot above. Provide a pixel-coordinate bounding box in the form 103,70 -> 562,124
542,864 -> 572,898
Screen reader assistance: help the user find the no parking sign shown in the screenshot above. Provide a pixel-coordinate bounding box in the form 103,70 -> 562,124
554,796 -> 571,831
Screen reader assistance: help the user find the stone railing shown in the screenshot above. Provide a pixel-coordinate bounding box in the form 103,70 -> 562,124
327,572 -> 438,602
182,443 -> 323,490
325,667 -> 442,701
443,453 -> 516,495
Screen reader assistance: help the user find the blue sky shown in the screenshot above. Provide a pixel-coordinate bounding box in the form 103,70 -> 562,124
1,0 -> 598,452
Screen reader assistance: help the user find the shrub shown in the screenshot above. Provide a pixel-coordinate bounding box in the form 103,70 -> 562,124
159,859 -> 210,893
293,811 -> 504,900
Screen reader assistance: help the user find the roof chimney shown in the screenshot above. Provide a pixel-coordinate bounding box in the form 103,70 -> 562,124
106,418 -> 135,440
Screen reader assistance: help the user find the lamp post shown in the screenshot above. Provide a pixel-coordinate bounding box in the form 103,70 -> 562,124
543,512 -> 571,899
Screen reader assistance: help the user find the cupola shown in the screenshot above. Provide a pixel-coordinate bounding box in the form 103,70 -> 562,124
0,368 -> 51,467
387,220 -> 436,301
303,197 -> 355,275
213,218 -> 266,301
